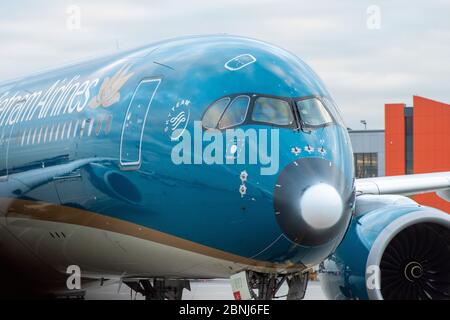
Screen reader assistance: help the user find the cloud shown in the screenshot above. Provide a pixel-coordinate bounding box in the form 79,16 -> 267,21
0,0 -> 449,129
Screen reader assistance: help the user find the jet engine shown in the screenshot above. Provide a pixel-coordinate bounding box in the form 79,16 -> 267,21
319,195 -> 450,300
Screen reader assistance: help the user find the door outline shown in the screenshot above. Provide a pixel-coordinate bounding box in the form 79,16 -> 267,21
0,125 -> 14,182
119,78 -> 161,169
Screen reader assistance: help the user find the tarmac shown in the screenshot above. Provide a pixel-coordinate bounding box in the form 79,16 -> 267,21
85,279 -> 326,300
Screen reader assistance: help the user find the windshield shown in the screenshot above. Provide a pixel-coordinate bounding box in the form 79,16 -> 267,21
321,97 -> 346,128
202,94 -> 335,130
252,97 -> 294,126
218,95 -> 250,129
202,97 -> 230,129
296,98 -> 333,127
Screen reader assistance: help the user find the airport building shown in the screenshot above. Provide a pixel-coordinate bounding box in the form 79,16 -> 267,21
349,95 -> 450,214
349,129 -> 385,178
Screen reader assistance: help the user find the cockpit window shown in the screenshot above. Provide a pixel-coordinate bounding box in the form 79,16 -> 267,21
251,97 -> 294,126
202,97 -> 230,129
218,95 -> 250,129
322,97 -> 346,128
203,94 -> 336,130
296,98 -> 333,126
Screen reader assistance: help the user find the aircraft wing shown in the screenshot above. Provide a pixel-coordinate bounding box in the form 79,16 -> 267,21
355,171 -> 450,201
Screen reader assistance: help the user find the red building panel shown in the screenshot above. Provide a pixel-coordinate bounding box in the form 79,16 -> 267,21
385,96 -> 450,213
412,96 -> 450,213
385,103 -> 406,176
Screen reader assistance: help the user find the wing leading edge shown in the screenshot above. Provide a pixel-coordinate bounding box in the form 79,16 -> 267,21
355,172 -> 450,201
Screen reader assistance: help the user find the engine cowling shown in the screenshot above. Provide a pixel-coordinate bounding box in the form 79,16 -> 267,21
319,195 -> 450,300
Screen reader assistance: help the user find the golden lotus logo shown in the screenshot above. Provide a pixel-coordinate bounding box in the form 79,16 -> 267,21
89,64 -> 134,109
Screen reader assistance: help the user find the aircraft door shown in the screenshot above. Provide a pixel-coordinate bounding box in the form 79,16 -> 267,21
120,78 -> 161,169
0,125 -> 12,181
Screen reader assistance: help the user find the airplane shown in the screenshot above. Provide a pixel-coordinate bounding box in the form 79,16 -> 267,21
0,35 -> 449,300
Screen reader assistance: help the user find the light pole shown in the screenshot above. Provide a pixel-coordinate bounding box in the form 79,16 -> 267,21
360,120 -> 367,130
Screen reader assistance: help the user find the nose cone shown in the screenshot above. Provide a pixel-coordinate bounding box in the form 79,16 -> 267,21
274,157 -> 354,247
300,183 -> 343,230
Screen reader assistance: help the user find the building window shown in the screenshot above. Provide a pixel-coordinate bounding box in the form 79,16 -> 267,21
354,152 -> 378,178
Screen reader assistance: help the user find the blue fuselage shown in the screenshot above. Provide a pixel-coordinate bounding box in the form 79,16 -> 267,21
0,36 -> 355,274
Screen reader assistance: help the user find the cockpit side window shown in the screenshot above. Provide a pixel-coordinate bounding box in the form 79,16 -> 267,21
218,95 -> 250,129
296,98 -> 333,127
251,97 -> 294,126
202,97 -> 231,129
322,97 -> 346,128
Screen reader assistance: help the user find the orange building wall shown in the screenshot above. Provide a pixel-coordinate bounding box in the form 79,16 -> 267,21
411,96 -> 450,213
385,96 -> 450,214
385,103 -> 406,176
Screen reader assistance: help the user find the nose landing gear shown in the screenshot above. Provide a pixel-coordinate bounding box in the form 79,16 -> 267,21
123,279 -> 191,300
230,270 -> 309,300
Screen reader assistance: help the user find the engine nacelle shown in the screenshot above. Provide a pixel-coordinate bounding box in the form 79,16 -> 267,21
319,195 -> 450,300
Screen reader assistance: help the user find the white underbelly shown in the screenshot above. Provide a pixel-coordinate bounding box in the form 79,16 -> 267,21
2,217 -> 246,280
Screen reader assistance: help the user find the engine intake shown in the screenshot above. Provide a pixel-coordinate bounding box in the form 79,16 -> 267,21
379,222 -> 450,299
319,195 -> 450,300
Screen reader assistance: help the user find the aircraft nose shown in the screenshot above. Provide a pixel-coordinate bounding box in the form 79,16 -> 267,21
274,157 -> 353,247
300,183 -> 343,230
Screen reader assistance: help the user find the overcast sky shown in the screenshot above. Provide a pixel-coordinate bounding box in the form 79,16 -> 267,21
1,0 -> 449,129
